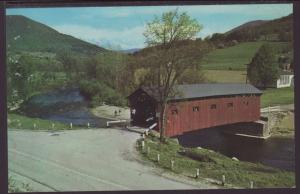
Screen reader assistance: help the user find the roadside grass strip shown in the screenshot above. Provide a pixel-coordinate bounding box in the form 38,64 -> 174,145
8,113 -> 79,130
137,132 -> 295,188
8,175 -> 32,193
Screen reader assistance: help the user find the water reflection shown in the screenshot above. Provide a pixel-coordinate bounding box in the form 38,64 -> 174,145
22,88 -> 109,127
177,127 -> 295,171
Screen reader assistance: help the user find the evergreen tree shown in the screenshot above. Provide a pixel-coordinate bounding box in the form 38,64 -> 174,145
247,44 -> 279,88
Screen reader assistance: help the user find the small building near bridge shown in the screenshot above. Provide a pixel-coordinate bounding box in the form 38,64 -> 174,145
251,70 -> 294,89
127,83 -> 263,137
276,71 -> 294,88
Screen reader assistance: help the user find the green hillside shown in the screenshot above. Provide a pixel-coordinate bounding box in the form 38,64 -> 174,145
6,15 -> 106,56
202,41 -> 290,70
224,14 -> 293,42
6,15 -> 129,110
203,70 -> 246,83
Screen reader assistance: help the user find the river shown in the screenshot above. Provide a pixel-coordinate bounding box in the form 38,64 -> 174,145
21,88 -> 109,128
22,88 -> 295,171
177,127 -> 295,171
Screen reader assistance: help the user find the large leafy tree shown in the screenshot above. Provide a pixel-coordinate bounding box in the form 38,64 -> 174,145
143,9 -> 202,46
7,55 -> 34,109
247,44 -> 279,88
137,9 -> 211,141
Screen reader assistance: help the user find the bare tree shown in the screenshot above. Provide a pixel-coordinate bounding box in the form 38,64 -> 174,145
136,9 -> 212,142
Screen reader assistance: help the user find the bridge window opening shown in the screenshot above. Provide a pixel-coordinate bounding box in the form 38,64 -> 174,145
172,109 -> 178,115
227,102 -> 233,108
210,104 -> 217,109
138,93 -> 146,102
193,106 -> 199,112
243,101 -> 249,105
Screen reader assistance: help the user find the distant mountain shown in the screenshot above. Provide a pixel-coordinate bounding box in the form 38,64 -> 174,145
6,15 -> 107,56
119,48 -> 141,54
225,20 -> 268,35
254,14 -> 293,37
220,14 -> 293,42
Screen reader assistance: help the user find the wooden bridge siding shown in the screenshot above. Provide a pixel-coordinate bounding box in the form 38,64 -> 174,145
165,95 -> 260,137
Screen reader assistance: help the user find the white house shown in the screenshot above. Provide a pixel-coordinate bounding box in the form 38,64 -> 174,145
276,71 -> 294,88
249,70 -> 294,88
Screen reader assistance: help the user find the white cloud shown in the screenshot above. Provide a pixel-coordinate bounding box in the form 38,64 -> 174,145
77,4 -> 292,19
181,4 -> 293,16
76,6 -> 166,19
51,24 -> 146,49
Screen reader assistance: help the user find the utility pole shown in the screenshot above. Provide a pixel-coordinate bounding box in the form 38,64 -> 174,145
245,63 -> 249,84
267,106 -> 270,134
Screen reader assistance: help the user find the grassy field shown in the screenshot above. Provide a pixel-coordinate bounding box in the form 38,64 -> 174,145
7,113 -> 78,130
203,71 -> 294,108
261,87 -> 294,107
204,70 -> 246,83
137,133 -> 295,188
202,69 -> 294,107
202,41 -> 289,70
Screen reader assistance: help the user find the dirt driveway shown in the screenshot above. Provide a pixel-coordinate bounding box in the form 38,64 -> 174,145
8,128 -> 217,191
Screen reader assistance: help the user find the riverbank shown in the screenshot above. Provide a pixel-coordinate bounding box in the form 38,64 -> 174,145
269,111 -> 294,137
137,132 -> 295,188
91,105 -> 130,120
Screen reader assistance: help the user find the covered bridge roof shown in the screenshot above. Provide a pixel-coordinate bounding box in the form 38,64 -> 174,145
132,83 -> 262,102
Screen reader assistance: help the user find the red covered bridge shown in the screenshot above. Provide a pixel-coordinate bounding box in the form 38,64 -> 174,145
127,83 -> 263,137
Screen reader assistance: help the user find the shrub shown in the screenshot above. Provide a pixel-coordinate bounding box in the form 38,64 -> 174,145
178,148 -> 216,163
79,80 -> 126,107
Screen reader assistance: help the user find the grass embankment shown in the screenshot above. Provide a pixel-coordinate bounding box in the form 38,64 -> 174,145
261,87 -> 294,108
8,113 -> 78,130
202,41 -> 289,71
137,133 -> 295,188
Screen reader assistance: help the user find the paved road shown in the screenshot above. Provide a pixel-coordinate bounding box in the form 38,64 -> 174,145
8,129 -> 217,192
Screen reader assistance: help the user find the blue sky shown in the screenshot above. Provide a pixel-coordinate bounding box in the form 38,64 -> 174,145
7,4 -> 293,50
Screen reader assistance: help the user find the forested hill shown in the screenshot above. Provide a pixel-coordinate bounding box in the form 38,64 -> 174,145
6,15 -> 129,110
225,20 -> 268,35
211,14 -> 293,43
6,15 -> 107,56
